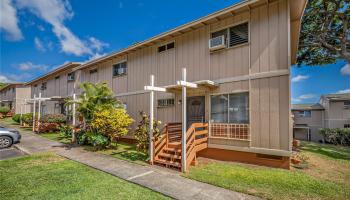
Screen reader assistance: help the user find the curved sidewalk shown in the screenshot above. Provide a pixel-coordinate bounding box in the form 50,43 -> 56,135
4,122 -> 260,200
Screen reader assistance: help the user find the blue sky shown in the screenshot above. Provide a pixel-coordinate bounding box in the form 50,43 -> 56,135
1,0 -> 349,104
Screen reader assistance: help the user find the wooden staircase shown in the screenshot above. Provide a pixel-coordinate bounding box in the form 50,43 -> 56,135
153,122 -> 208,171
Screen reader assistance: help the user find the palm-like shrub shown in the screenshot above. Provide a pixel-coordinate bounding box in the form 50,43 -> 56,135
134,111 -> 162,154
66,82 -> 132,146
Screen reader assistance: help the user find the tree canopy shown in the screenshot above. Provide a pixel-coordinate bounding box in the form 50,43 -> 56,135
297,0 -> 349,65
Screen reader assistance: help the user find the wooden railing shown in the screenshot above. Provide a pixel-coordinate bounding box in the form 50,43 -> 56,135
185,122 -> 208,170
209,123 -> 250,141
153,123 -> 182,161
152,122 -> 209,171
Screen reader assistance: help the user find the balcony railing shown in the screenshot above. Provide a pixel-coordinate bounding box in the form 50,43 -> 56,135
209,123 -> 250,141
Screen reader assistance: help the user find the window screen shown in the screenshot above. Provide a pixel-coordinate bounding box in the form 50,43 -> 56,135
229,93 -> 249,123
210,94 -> 228,123
229,22 -> 248,47
113,62 -> 127,76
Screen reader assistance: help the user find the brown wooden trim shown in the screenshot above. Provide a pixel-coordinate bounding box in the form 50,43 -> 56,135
197,147 -> 290,169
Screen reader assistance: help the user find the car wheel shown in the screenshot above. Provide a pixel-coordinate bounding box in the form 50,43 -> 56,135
0,136 -> 13,149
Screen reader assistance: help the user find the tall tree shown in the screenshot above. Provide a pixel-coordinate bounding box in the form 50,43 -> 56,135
297,0 -> 349,65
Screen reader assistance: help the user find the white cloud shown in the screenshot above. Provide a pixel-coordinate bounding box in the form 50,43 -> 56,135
0,0 -> 23,41
291,75 -> 309,82
34,37 -> 45,51
292,94 -> 316,103
291,98 -> 301,103
7,73 -> 33,81
336,89 -> 350,94
15,0 -> 108,56
17,62 -> 48,71
340,64 -> 350,75
298,94 -> 316,99
0,75 -> 15,83
89,37 -> 109,52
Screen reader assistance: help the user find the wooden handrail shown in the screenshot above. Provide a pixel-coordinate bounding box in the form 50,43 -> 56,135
185,122 -> 208,170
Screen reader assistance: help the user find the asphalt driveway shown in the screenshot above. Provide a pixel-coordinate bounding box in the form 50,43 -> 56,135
0,147 -> 26,160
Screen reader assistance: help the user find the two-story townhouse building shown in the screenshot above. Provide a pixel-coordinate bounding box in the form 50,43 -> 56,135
55,0 -> 306,169
320,93 -> 350,129
26,62 -> 81,116
292,93 -> 350,142
0,83 -> 31,114
292,103 -> 324,142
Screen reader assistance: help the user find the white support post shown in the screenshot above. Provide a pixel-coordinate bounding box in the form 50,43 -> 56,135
37,93 -> 42,132
20,101 -> 23,126
149,75 -> 154,164
181,68 -> 187,172
32,94 -> 36,131
144,75 -> 166,164
72,93 -> 76,127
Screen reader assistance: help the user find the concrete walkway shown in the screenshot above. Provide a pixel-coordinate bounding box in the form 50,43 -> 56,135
2,122 -> 259,200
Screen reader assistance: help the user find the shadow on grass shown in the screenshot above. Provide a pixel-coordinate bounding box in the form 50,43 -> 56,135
110,150 -> 147,161
301,142 -> 350,161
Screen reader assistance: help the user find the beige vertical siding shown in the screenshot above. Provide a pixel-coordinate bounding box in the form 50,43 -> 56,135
22,0 -> 293,152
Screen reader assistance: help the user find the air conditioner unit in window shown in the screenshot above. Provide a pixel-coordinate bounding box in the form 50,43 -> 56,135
209,35 -> 226,51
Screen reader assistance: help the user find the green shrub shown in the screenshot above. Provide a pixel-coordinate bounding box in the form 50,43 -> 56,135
319,128 -> 350,145
12,114 -> 21,123
87,132 -> 109,150
22,113 -> 33,125
134,111 -> 162,154
91,108 -> 133,142
60,125 -> 73,138
40,114 -> 66,123
0,106 -> 10,114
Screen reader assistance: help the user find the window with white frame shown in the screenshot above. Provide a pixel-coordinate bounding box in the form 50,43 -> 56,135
210,92 -> 249,124
113,62 -> 127,76
211,22 -> 249,48
67,72 -> 75,81
158,98 -> 175,107
297,110 -> 311,118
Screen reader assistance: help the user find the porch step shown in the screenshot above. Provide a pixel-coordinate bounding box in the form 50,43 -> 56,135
159,152 -> 182,160
154,159 -> 181,169
168,142 -> 181,148
164,147 -> 182,155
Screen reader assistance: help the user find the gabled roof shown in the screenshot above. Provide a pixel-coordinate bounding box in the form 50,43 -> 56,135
0,83 -> 25,92
321,93 -> 350,101
76,0 -> 307,71
291,103 -> 324,110
26,62 -> 81,85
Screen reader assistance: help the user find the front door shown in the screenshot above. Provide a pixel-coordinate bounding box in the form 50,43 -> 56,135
187,96 -> 205,128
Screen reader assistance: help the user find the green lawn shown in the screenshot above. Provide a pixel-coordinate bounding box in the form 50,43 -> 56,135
38,131 -> 148,165
84,142 -> 148,165
185,142 -> 350,200
40,132 -> 71,144
0,153 -> 168,200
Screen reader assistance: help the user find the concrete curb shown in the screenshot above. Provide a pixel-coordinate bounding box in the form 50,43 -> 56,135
14,144 -> 32,155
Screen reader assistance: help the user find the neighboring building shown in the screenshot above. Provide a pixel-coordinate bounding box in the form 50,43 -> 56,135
292,93 -> 350,142
292,103 -> 324,142
25,0 -> 307,169
25,62 -> 81,116
0,83 -> 31,114
320,93 -> 350,129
